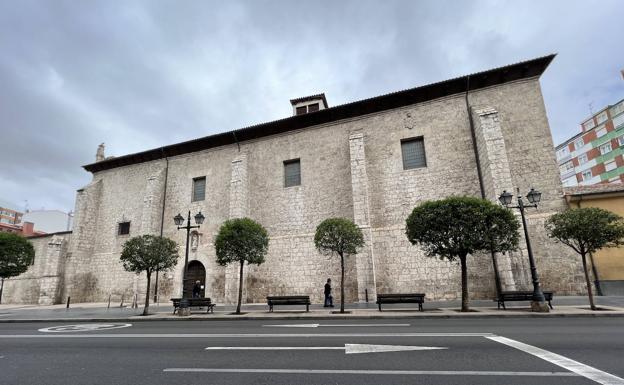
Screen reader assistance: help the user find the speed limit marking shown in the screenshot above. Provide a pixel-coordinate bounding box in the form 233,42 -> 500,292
38,323 -> 132,333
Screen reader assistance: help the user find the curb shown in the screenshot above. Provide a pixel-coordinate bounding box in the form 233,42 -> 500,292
1,311 -> 624,323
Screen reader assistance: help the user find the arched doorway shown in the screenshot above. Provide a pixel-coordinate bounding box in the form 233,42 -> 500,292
184,260 -> 206,298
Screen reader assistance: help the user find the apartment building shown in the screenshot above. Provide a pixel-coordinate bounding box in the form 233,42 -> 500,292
556,98 -> 624,186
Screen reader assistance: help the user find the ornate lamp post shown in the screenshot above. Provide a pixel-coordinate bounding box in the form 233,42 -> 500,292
174,210 -> 205,298
498,187 -> 549,312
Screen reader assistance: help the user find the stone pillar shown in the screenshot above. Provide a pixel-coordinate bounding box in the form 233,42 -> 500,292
38,235 -> 67,305
472,107 -> 517,291
140,174 -> 162,235
349,133 -> 377,302
224,154 -> 249,304
64,179 -> 103,302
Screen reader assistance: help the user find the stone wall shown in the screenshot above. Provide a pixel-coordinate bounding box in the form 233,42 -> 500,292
5,76 -> 586,305
2,232 -> 71,304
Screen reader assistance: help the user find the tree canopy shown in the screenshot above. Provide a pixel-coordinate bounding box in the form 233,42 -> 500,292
314,217 -> 364,313
215,217 -> 269,314
120,235 -> 179,315
406,196 -> 520,260
0,232 -> 35,279
545,207 -> 624,256
215,218 -> 269,266
120,235 -> 179,275
314,217 -> 365,258
546,207 -> 624,310
405,196 -> 520,311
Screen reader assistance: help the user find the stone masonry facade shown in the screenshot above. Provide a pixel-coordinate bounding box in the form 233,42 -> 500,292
3,64 -> 587,305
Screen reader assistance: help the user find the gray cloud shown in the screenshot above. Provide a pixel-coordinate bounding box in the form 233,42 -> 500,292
1,0 -> 622,212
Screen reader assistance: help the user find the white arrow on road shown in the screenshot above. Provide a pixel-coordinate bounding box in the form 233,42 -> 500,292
263,323 -> 410,328
205,344 -> 446,354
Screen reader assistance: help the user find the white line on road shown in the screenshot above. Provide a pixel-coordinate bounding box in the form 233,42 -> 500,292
488,336 -> 624,385
0,332 -> 494,338
163,368 -> 578,377
205,344 -> 447,354
263,323 -> 410,328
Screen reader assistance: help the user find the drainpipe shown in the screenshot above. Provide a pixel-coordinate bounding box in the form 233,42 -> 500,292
465,76 -> 503,296
154,150 -> 170,302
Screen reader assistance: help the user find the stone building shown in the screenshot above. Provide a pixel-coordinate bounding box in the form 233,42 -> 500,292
3,55 -> 586,305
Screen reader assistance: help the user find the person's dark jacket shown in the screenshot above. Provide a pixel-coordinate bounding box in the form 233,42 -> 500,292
324,283 -> 331,296
192,283 -> 201,297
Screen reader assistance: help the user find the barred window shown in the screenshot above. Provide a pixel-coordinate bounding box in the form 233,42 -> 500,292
307,103 -> 319,112
118,222 -> 130,235
296,106 -> 307,115
192,177 -> 206,202
401,137 -> 427,170
284,159 -> 301,187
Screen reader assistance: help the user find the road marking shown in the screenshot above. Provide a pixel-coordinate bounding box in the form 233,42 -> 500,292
205,344 -> 446,354
263,323 -> 410,328
488,336 -> 624,385
0,332 -> 494,338
163,368 -> 578,377
38,323 -> 132,333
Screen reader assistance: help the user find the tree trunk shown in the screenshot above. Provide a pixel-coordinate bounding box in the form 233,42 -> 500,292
581,252 -> 596,311
0,277 -> 4,305
236,260 -> 244,314
143,271 -> 151,316
460,255 -> 469,312
340,253 -> 345,314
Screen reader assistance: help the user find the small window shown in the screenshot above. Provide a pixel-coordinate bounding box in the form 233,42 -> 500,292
401,137 -> 427,169
192,177 -> 206,202
605,160 -> 617,172
307,103 -> 319,112
578,153 -> 588,164
556,147 -> 569,159
596,126 -> 607,138
118,222 -> 130,235
582,119 -> 595,131
600,142 -> 612,155
613,113 -> 624,129
596,111 -> 608,125
618,135 -> 624,146
284,159 -> 301,187
296,106 -> 307,115
610,101 -> 624,117
582,170 -> 592,181
574,138 -> 584,150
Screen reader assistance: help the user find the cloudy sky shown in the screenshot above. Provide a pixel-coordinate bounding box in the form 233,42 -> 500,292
1,0 -> 622,212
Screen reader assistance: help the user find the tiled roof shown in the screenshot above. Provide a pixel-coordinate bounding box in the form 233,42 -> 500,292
83,54 -> 556,173
564,184 -> 624,196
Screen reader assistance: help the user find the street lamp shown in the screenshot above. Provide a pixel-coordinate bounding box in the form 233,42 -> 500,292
175,210 -> 205,298
498,187 -> 549,312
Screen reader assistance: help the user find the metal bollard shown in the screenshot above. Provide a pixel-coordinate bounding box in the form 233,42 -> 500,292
365,289 -> 369,303
66,296 -> 71,309
107,294 -> 111,309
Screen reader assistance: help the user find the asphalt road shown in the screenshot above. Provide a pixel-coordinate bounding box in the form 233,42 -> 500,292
0,318 -> 623,385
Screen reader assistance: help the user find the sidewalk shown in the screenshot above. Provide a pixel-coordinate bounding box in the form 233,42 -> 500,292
1,296 -> 624,322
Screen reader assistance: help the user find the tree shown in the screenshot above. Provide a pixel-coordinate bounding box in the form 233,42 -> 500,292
405,196 -> 520,312
215,218 -> 269,314
545,207 -> 624,310
0,233 -> 35,304
120,235 -> 179,316
314,218 -> 364,313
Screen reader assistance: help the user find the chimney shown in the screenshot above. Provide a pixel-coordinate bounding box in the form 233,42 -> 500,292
96,143 -> 105,162
290,94 -> 328,116
21,221 -> 34,236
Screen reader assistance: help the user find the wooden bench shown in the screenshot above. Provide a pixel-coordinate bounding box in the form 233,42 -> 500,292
495,291 -> 554,310
170,298 -> 215,314
376,293 -> 425,311
266,296 -> 311,312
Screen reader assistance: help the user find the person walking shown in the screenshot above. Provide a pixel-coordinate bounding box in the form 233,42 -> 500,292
192,280 -> 202,298
324,278 -> 334,307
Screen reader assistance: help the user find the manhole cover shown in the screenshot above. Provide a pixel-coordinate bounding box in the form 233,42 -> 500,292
38,323 -> 132,333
